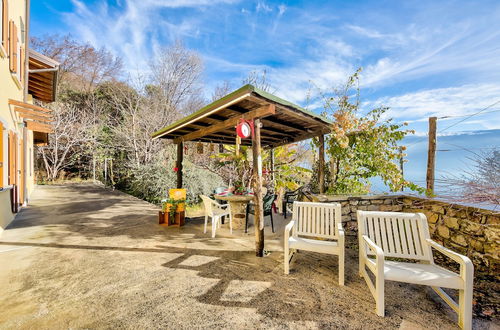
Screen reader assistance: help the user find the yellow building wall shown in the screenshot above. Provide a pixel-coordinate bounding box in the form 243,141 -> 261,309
0,0 -> 33,233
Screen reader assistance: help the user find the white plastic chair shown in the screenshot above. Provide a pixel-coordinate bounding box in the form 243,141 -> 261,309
357,210 -> 473,329
284,201 -> 345,285
200,195 -> 232,238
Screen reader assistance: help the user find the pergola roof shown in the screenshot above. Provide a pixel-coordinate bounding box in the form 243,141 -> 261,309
152,84 -> 332,148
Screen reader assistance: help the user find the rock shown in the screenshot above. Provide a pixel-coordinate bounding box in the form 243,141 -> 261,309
379,205 -> 393,212
469,238 -> 485,253
341,206 -> 350,216
427,213 -> 439,224
446,208 -> 469,219
443,216 -> 460,230
402,198 -> 414,205
431,204 -> 445,214
437,225 -> 450,239
371,199 -> 384,205
481,308 -> 495,317
367,205 -> 379,211
484,227 -> 500,242
484,244 -> 498,255
391,205 -> 403,212
451,234 -> 467,247
486,215 -> 500,225
462,221 -> 482,234
349,200 -> 359,206
359,200 -> 370,205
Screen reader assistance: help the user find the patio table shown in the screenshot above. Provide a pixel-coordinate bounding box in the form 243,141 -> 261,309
214,194 -> 253,230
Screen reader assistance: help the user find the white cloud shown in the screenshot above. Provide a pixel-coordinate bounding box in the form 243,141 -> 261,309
367,84 -> 500,120
62,0 -> 239,77
57,0 -> 500,135
361,25 -> 500,88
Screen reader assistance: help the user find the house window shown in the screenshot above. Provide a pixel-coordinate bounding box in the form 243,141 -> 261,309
8,131 -> 16,185
0,0 -> 7,52
16,18 -> 21,82
9,20 -> 16,73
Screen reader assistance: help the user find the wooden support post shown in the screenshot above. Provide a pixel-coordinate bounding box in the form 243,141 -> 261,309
426,117 -> 437,196
270,148 -> 275,187
176,142 -> 184,189
252,119 -> 264,257
318,134 -> 325,194
399,146 -> 404,192
236,136 -> 241,156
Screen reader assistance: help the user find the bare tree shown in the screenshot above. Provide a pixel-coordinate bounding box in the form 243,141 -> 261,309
440,149 -> 500,208
243,69 -> 275,93
107,42 -> 204,168
211,81 -> 233,101
38,102 -> 95,180
31,34 -> 123,93
149,41 -> 204,117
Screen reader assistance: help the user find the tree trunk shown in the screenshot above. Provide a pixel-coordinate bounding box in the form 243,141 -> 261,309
252,119 -> 264,257
318,134 -> 325,193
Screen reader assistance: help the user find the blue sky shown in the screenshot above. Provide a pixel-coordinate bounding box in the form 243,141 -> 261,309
31,0 -> 500,190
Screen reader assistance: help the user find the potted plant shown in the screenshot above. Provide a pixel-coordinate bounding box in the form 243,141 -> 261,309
233,180 -> 247,195
160,198 -> 186,226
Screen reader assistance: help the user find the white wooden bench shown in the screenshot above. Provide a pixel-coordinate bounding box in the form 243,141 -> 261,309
357,210 -> 473,329
284,201 -> 345,285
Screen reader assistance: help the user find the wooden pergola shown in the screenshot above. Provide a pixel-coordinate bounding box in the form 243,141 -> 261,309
152,84 -> 332,256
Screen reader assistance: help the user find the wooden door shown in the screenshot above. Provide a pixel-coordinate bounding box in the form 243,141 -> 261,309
8,131 -> 19,212
19,137 -> 24,205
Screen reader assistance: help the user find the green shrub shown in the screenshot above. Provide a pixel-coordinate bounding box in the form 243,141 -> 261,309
126,159 -> 224,205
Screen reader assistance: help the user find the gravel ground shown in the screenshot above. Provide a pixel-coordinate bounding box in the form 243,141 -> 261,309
0,184 -> 496,329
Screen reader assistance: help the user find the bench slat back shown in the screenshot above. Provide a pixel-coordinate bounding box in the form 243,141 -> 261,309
358,211 -> 432,261
292,202 -> 341,239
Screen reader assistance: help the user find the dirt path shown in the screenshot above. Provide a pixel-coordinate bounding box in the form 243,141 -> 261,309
0,184 -> 494,329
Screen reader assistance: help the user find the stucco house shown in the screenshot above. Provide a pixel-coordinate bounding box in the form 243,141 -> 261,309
0,0 -> 59,233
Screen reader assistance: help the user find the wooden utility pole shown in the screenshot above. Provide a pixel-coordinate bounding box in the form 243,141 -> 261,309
176,142 -> 184,188
318,134 -> 325,194
399,146 -> 404,192
426,117 -> 437,196
252,119 -> 264,257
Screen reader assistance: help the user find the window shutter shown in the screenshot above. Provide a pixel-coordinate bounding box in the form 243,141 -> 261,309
8,131 -> 17,185
0,122 -> 3,187
20,45 -> 23,82
9,20 -> 16,73
1,0 -> 7,52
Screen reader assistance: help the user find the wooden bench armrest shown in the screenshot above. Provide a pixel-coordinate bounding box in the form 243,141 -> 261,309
284,220 -> 295,239
426,239 -> 474,277
362,235 -> 385,260
337,223 -> 345,242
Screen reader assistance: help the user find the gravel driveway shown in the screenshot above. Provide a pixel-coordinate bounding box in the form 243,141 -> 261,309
0,184 -> 493,329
